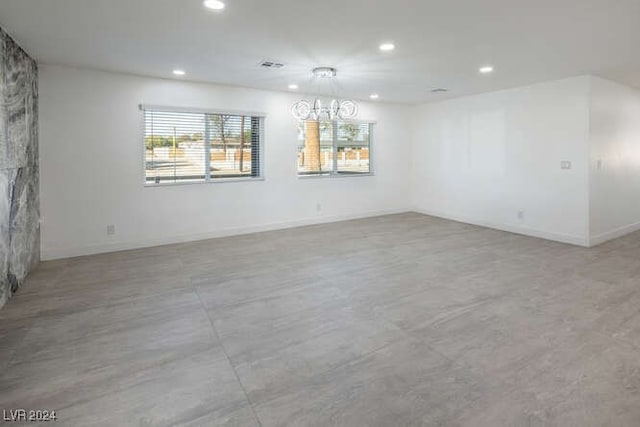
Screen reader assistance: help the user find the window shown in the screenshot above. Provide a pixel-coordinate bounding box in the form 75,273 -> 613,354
143,106 -> 263,184
297,120 -> 372,176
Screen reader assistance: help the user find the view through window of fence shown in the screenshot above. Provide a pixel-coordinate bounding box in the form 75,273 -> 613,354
143,108 -> 263,184
297,120 -> 372,176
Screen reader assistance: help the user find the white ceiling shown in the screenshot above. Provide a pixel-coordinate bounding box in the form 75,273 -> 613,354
1,0 -> 640,104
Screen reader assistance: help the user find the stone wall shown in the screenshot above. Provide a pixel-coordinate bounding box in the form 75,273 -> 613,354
0,27 -> 39,308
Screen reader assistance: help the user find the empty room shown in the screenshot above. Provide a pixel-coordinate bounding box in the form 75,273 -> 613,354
2,0 -> 640,425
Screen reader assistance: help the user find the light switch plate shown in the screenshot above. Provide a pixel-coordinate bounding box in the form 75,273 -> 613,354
561,161 -> 572,170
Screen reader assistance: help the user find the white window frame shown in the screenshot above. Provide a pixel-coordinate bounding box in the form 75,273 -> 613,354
140,104 -> 266,187
296,119 -> 375,179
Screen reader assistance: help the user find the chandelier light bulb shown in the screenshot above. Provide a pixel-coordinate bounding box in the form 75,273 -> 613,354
312,67 -> 337,79
291,67 -> 359,121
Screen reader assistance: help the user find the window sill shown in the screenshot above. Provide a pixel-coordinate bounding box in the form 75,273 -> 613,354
297,173 -> 373,180
144,177 -> 265,187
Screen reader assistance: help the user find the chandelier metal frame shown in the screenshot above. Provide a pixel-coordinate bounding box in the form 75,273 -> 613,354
291,67 -> 359,121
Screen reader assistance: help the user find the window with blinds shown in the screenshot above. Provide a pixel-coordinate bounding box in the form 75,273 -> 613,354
297,120 -> 372,176
143,107 -> 263,184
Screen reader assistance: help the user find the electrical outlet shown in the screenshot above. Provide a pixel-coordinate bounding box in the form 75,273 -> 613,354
597,159 -> 602,170
316,203 -> 322,212
560,161 -> 572,170
517,211 -> 525,220
107,224 -> 116,235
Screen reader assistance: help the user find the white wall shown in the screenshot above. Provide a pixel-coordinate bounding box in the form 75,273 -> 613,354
39,65 -> 412,259
589,76 -> 640,245
41,68 -> 640,259
410,76 -> 591,246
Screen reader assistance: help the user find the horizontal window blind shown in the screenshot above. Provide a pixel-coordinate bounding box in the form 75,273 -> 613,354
297,120 -> 373,176
143,107 -> 263,184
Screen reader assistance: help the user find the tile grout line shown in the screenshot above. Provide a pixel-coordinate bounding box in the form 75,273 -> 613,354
192,285 -> 264,427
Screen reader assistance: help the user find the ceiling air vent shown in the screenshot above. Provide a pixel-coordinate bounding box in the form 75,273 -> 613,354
430,88 -> 448,93
259,60 -> 285,69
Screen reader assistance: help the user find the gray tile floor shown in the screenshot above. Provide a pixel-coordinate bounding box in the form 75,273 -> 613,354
1,213 -> 640,426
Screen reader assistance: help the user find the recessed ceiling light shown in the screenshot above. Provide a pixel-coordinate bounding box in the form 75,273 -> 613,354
370,93 -> 380,99
203,0 -> 225,10
379,43 -> 395,52
288,84 -> 298,90
172,69 -> 186,76
479,65 -> 494,74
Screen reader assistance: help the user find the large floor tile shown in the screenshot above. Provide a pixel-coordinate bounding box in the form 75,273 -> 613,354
193,266 -> 323,312
229,305 -> 405,403
210,280 -> 358,358
252,338 -> 483,427
0,270 -> 192,321
0,292 -> 217,410
454,334 -> 640,427
4,348 -> 256,427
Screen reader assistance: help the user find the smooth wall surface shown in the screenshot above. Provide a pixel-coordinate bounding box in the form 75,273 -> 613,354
0,28 -> 39,308
589,76 -> 640,245
39,65 -> 412,259
410,76 -> 591,246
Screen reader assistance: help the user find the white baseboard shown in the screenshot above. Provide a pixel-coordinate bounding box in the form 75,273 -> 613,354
589,221 -> 640,246
43,206 -> 609,260
41,207 -> 410,260
411,207 -> 590,247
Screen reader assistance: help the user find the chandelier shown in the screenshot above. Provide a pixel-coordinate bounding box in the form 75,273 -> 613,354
291,67 -> 358,121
